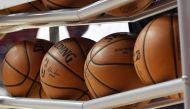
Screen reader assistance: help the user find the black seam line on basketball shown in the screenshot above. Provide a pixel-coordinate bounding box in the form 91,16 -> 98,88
3,59 -> 41,86
84,68 -> 98,98
39,86 -> 42,98
3,60 -> 28,87
143,19 -> 157,84
25,71 -> 40,97
4,43 -> 40,87
86,39 -> 133,72
72,38 -> 87,58
76,90 -> 90,100
170,15 -> 179,78
4,41 -> 32,87
76,92 -> 86,100
86,62 -> 120,92
41,80 -> 88,95
47,52 -> 85,81
84,49 -> 93,72
129,0 -> 153,14
86,66 -> 120,93
24,41 -> 33,97
89,47 -> 94,59
4,41 -> 40,85
86,48 -> 94,72
86,39 -> 133,92
135,64 -> 147,83
47,0 -> 79,8
28,2 -> 41,11
91,59 -> 134,66
25,41 -> 31,79
84,70 -> 99,98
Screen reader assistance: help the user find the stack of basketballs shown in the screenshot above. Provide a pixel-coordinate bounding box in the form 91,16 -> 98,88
1,14 -> 182,109
0,0 -> 182,108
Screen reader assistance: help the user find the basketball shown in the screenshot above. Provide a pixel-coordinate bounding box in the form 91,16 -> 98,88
42,0 -> 97,10
40,37 -> 95,100
2,39 -> 53,98
106,0 -> 153,17
84,33 -> 148,108
0,10 -> 9,15
5,0 -> 47,14
133,15 -> 182,98
133,15 -> 181,84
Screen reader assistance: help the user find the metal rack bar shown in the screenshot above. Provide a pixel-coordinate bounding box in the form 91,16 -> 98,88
0,0 -> 135,25
83,79 -> 183,109
0,0 -> 177,26
0,96 -> 83,109
177,0 -> 190,109
0,79 -> 183,109
0,0 -> 177,34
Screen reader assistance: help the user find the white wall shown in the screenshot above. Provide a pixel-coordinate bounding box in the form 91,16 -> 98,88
37,22 -> 129,42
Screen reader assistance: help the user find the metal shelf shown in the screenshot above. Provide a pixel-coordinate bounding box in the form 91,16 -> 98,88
0,79 -> 184,109
0,99 -> 184,109
0,0 -> 177,33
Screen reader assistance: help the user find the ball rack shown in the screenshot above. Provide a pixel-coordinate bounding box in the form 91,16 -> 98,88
0,0 -> 176,33
0,0 -> 189,109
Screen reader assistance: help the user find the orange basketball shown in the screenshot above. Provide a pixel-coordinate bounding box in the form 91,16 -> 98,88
5,0 -> 47,14
40,37 -> 95,100
106,0 -> 153,17
0,10 -> 9,15
42,0 -> 97,10
133,15 -> 182,98
2,39 -> 53,98
133,15 -> 181,84
84,33 -> 148,108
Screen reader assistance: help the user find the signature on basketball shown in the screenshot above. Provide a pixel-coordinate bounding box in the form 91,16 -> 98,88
41,67 -> 46,78
47,66 -> 59,78
54,43 -> 77,64
41,57 -> 49,78
134,50 -> 141,62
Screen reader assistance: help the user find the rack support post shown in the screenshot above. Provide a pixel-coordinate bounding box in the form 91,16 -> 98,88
177,0 -> 190,109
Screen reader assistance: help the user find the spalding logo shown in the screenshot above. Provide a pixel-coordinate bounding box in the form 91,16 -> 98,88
54,43 -> 76,64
